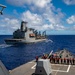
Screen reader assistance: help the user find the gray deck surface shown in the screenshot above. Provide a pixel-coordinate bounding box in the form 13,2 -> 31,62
10,60 -> 75,75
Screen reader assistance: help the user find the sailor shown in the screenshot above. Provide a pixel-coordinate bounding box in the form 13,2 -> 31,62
50,57 -> 52,63
64,58 -> 66,64
72,58 -> 74,65
56,57 -> 59,64
55,58 -> 58,64
67,58 -> 69,65
53,58 -> 55,63
60,58 -> 63,64
42,54 -> 47,59
45,54 -> 48,59
50,55 -> 53,63
70,58 -> 72,65
42,55 -> 44,59
36,56 -> 38,62
51,54 -> 54,59
42,54 -> 45,59
57,58 -> 60,64
74,58 -> 75,65
60,54 -> 62,58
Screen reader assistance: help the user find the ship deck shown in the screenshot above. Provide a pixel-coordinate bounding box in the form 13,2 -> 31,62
10,60 -> 75,75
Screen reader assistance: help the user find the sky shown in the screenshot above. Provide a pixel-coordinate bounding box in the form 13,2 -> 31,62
0,0 -> 75,35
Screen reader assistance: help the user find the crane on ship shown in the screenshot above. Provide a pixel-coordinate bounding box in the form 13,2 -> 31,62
0,4 -> 6,15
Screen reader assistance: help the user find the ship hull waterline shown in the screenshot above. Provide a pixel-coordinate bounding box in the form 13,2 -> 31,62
5,39 -> 47,45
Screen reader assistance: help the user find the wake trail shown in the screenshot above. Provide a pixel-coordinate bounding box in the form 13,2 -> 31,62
0,44 -> 12,48
45,39 -> 53,43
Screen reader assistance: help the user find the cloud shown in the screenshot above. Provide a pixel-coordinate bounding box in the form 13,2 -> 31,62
6,0 -> 65,30
21,10 -> 45,30
42,24 -> 54,30
0,0 -> 66,35
6,0 -> 51,8
63,0 -> 75,5
42,24 -> 65,30
0,18 -> 20,34
66,15 -> 75,31
3,18 -> 20,29
22,11 -> 42,25
21,10 -> 65,31
19,0 -> 65,31
66,15 -> 75,24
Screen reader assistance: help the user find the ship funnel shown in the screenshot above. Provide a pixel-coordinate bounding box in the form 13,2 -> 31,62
21,21 -> 28,31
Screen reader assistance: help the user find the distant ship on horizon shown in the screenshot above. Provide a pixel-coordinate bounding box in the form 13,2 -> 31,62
5,21 -> 46,45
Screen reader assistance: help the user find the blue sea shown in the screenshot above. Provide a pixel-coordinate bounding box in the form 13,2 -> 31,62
0,35 -> 75,70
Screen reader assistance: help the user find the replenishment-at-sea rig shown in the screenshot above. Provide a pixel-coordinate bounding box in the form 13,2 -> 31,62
5,21 -> 46,44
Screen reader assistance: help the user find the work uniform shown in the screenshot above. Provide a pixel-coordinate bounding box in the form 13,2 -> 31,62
36,56 -> 38,62
72,58 -> 74,65
70,58 -> 72,65
57,58 -> 59,64
64,58 -> 66,64
67,59 -> 69,65
61,58 -> 63,64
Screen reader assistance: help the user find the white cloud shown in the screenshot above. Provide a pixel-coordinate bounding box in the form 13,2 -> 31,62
55,24 -> 65,30
21,10 -> 48,30
33,0 -> 51,8
63,0 -> 75,5
66,15 -> 75,24
21,11 -> 43,27
42,4 -> 65,30
6,0 -> 65,30
20,0 -> 66,31
42,24 -> 65,30
3,18 -> 20,29
0,0 -> 66,34
0,18 -> 20,34
21,10 -> 65,31
42,24 -> 54,30
6,0 -> 51,8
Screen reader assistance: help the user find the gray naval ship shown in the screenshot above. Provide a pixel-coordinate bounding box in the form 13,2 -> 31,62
5,21 -> 46,44
0,49 -> 75,75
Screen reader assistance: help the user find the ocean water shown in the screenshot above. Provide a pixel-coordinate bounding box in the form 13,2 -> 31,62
0,35 -> 75,70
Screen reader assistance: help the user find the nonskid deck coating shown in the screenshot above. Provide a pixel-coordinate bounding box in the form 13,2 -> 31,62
10,60 -> 75,75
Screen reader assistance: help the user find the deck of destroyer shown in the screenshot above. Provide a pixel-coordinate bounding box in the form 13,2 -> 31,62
10,49 -> 75,75
0,49 -> 75,75
10,59 -> 75,75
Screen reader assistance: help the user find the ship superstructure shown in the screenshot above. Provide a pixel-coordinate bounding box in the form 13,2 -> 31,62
0,49 -> 75,75
5,21 -> 46,44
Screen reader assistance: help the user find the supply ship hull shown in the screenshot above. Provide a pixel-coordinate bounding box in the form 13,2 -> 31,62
5,21 -> 47,45
5,38 -> 46,45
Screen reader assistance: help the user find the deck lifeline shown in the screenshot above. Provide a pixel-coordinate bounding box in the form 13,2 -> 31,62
10,60 -> 75,75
